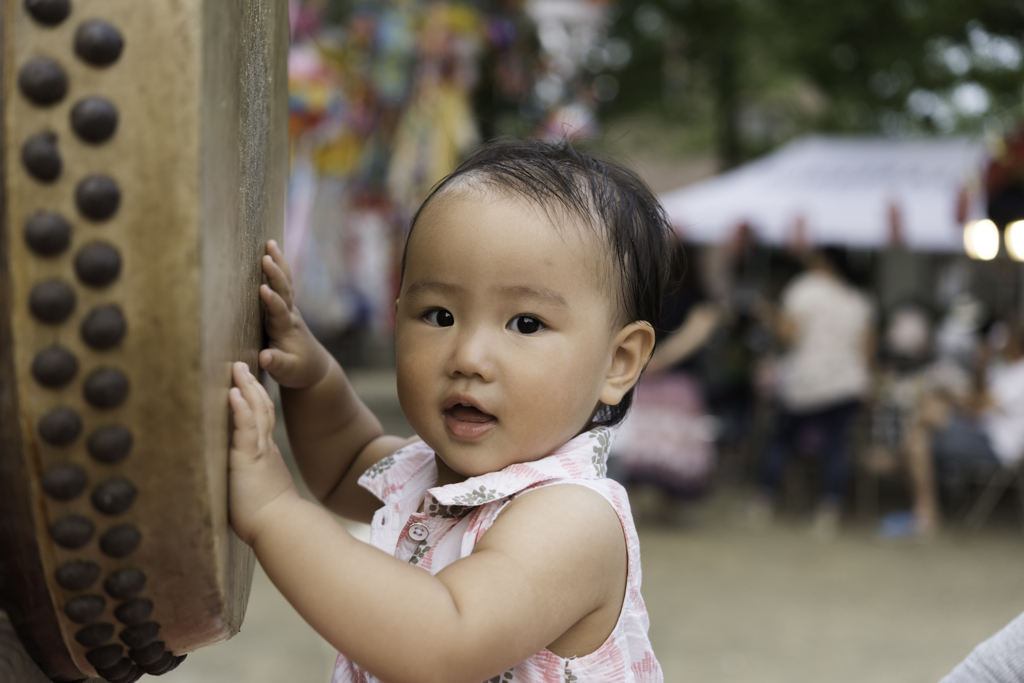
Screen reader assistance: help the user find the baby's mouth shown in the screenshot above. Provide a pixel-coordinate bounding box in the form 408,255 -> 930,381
446,403 -> 496,424
442,397 -> 497,440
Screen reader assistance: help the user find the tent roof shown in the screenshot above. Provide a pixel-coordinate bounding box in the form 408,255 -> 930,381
659,136 -> 988,252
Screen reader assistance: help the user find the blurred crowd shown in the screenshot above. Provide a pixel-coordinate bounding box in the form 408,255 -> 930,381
609,237 -> 1024,542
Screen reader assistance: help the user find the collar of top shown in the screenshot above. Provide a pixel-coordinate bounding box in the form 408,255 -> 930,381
359,426 -> 617,508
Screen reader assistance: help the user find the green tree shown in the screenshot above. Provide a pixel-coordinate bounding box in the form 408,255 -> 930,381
607,0 -> 1024,166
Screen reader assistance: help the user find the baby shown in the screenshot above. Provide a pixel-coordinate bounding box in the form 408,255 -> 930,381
228,140 -> 672,682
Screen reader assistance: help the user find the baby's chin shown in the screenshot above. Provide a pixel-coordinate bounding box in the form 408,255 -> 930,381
431,447 -> 541,481
433,453 -> 502,480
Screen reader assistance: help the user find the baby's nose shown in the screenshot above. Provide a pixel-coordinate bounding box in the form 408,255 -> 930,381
445,327 -> 496,381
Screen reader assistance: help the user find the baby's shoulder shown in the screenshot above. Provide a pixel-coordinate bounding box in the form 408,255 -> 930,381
481,483 -> 624,552
470,483 -> 628,606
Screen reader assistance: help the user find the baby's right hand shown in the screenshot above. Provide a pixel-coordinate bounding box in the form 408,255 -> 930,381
259,240 -> 329,389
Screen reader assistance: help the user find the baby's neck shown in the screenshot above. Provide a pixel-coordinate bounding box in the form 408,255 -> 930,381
434,454 -> 469,488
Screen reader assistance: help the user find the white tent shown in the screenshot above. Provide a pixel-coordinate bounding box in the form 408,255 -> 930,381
659,136 -> 989,252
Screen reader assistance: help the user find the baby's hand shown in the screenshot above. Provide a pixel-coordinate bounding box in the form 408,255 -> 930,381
259,240 -> 329,389
228,362 -> 299,546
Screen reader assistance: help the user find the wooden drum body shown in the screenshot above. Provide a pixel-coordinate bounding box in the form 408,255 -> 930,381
0,1 -> 287,681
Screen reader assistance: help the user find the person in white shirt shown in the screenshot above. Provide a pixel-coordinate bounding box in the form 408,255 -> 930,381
753,247 -> 875,537
893,318 -> 1024,539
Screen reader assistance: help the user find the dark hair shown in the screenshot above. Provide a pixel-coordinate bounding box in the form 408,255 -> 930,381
819,246 -> 851,281
401,139 -> 676,428
818,246 -> 871,287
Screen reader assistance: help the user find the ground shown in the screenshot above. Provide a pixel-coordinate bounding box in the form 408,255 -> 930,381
166,369 -> 1024,683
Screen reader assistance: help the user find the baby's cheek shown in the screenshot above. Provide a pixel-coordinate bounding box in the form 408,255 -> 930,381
516,356 -> 595,425
396,357 -> 432,422
397,377 -> 428,414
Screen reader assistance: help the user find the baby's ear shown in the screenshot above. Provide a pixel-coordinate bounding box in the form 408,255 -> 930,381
599,322 -> 655,406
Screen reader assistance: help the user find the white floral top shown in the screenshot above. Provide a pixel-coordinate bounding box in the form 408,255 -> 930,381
332,427 -> 663,683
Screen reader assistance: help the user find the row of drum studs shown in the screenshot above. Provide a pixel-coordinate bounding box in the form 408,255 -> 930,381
21,1 -> 183,679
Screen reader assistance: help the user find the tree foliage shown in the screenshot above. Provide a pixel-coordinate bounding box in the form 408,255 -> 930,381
607,0 -> 1024,165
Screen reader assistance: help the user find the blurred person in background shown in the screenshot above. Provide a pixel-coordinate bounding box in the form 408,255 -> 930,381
880,316 -> 1024,540
865,301 -> 936,478
611,243 -> 720,524
701,225 -> 773,480
748,246 -> 875,539
869,294 -> 984,539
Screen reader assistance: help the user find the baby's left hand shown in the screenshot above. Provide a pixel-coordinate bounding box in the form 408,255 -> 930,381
228,362 -> 298,546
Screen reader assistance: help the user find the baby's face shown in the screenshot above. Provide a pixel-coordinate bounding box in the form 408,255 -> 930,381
395,190 -> 621,478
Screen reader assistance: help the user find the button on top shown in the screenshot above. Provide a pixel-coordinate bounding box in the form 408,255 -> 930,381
51,514 -> 94,549
38,407 -> 82,445
81,305 -> 126,349
408,522 -> 429,542
83,367 -> 129,409
26,0 -> 71,26
75,242 -> 122,286
120,622 -> 160,649
104,568 -> 146,600
75,174 -> 121,221
32,345 -> 78,387
24,212 -> 71,256
91,476 -> 137,515
66,594 -> 106,624
22,131 -> 62,182
75,20 -> 124,66
18,57 -> 67,106
41,462 -> 87,500
71,97 -> 119,143
75,623 -> 114,648
29,279 -> 75,323
56,560 -> 101,591
99,524 -> 140,558
86,425 -> 132,463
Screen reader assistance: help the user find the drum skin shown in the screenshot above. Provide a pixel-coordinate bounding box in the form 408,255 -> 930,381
0,1 -> 288,681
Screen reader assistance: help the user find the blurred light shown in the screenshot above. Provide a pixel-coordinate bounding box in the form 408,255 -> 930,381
592,74 -> 619,102
964,219 -> 1000,260
830,44 -> 856,71
534,74 -> 563,105
634,4 -> 666,38
1006,221 -> 1024,261
967,24 -> 1023,71
952,82 -> 990,116
605,38 -> 632,70
906,88 -> 955,132
869,71 -> 900,99
585,49 -> 606,74
942,45 -> 971,75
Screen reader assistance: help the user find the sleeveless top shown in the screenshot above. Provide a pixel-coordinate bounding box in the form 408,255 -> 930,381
331,427 -> 663,683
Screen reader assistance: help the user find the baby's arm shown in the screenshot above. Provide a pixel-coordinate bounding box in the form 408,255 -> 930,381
228,366 -> 626,683
258,241 -> 406,520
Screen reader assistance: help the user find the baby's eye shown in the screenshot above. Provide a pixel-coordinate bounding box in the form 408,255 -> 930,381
508,315 -> 544,335
423,309 -> 454,327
